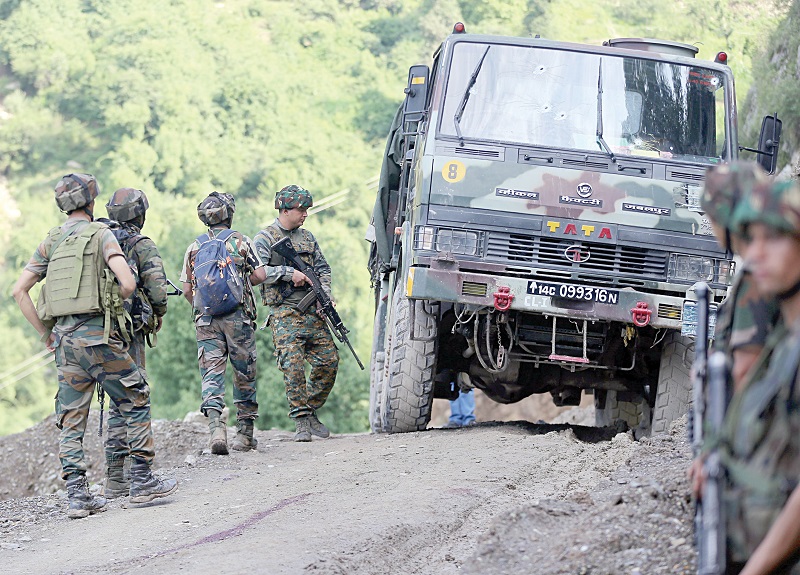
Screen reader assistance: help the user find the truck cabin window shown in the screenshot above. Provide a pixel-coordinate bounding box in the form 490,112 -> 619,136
440,42 -> 729,164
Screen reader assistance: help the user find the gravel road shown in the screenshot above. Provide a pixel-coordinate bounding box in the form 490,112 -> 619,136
0,412 -> 696,575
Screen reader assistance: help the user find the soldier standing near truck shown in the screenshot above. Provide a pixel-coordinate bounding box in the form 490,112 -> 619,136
253,185 -> 339,442
712,178 -> 800,574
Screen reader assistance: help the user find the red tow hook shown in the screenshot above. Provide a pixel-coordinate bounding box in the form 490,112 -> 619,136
631,301 -> 652,327
493,286 -> 514,311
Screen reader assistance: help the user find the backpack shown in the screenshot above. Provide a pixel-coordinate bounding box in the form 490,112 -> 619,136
192,229 -> 244,317
100,219 -> 156,336
36,221 -> 129,343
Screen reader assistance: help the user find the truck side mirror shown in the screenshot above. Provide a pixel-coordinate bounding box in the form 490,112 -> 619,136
757,114 -> 782,175
403,65 -> 430,122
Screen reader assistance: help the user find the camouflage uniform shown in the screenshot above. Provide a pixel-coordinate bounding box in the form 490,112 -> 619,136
715,179 -> 800,573
253,186 -> 339,421
105,223 -> 167,468
26,218 -> 155,480
181,225 -> 263,422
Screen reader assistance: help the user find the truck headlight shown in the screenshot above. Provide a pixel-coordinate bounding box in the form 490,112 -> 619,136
669,255 -> 735,285
436,229 -> 481,255
413,226 -> 482,255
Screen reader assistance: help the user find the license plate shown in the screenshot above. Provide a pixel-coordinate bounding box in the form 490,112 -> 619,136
681,301 -> 718,338
527,281 -> 619,304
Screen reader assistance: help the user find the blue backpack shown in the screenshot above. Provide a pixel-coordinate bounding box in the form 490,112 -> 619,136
192,229 -> 244,316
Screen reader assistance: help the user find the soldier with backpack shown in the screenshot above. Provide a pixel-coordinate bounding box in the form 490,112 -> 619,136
12,173 -> 177,519
181,191 -> 266,454
253,185 -> 339,442
100,187 -> 169,499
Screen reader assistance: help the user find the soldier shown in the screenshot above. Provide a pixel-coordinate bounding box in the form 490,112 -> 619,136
702,162 -> 780,390
689,163 -> 781,498
715,178 -> 800,574
181,192 -> 266,454
253,185 -> 339,442
101,187 -> 169,498
12,174 -> 177,519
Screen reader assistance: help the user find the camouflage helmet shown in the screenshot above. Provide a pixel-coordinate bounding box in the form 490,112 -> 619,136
106,187 -> 149,222
701,161 -> 769,230
275,185 -> 313,210
731,178 -> 800,236
197,191 -> 235,226
54,173 -> 100,212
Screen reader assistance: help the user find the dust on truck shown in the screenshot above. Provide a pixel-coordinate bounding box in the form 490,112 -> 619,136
367,27 -> 776,435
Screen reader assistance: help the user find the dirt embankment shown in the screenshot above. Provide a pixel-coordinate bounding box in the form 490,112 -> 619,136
0,408 -> 696,575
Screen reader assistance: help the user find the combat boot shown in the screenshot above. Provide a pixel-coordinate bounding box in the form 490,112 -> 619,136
294,416 -> 312,442
66,474 -> 107,519
208,409 -> 229,455
103,458 -> 130,499
308,412 -> 330,438
231,420 -> 258,452
129,459 -> 178,504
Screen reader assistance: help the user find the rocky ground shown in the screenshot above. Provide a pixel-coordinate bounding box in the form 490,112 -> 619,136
0,405 -> 696,575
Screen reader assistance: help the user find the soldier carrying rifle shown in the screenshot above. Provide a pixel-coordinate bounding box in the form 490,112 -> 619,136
693,164 -> 800,574
254,185 -> 341,442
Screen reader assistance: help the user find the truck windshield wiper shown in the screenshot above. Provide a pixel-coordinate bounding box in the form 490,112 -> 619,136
453,46 -> 491,147
595,58 -> 616,163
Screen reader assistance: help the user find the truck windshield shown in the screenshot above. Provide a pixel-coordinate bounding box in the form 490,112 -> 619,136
440,42 -> 729,164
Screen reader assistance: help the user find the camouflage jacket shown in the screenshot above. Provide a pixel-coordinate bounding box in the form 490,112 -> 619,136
253,219 -> 332,309
719,319 -> 800,563
180,225 -> 263,323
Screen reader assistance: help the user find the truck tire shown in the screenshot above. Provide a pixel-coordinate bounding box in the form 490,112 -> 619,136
651,331 -> 693,435
594,390 -> 652,437
380,287 -> 437,433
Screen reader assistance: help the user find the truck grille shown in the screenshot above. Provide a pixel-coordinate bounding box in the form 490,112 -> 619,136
486,232 -> 668,282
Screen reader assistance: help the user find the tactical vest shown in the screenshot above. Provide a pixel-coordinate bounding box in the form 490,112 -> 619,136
720,322 -> 800,562
37,222 -> 129,343
256,223 -> 315,307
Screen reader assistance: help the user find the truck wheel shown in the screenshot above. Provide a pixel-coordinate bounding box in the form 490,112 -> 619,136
594,390 -> 652,437
651,331 -> 693,435
381,287 -> 437,433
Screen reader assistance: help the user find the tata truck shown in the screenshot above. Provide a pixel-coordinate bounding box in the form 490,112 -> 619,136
367,26 -> 781,436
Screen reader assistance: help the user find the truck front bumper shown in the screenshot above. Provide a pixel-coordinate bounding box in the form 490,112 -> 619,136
406,266 -> 690,330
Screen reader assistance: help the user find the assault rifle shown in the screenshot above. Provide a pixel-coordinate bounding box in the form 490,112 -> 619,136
272,237 -> 365,370
166,279 -> 183,297
698,351 -> 727,575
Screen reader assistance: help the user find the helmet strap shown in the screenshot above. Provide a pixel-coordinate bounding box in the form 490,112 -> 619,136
66,174 -> 90,195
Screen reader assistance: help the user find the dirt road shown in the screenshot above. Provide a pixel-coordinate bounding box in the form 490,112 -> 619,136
0,416 -> 696,575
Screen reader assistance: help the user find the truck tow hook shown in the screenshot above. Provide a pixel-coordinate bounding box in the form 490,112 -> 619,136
493,286 -> 514,311
631,302 -> 652,327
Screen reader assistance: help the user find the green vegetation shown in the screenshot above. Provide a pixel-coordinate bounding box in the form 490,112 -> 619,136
0,0 -> 793,436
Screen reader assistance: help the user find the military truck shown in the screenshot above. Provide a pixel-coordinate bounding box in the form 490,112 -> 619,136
367,25 -> 781,436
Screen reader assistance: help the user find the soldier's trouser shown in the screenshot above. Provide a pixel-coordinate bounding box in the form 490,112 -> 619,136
105,333 -> 147,463
196,310 -> 258,420
54,335 -> 154,480
270,306 -> 339,418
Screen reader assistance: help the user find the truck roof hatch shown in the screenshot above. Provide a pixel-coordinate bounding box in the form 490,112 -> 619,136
605,38 -> 699,58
